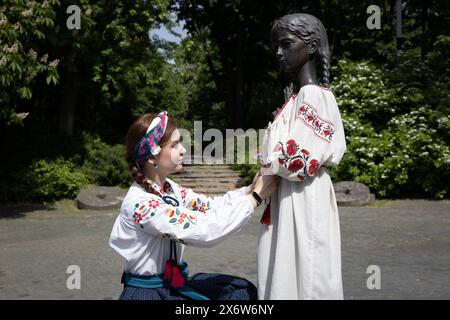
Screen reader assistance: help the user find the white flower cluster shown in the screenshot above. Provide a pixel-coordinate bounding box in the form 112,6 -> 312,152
26,1 -> 37,8
13,22 -> 21,31
17,112 -> 29,120
49,59 -> 59,67
40,53 -> 48,63
3,43 -> 19,54
28,48 -> 37,60
0,56 -> 6,67
436,116 -> 450,129
0,16 -> 7,27
21,9 -> 33,17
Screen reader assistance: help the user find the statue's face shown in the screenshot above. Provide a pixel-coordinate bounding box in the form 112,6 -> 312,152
271,28 -> 309,74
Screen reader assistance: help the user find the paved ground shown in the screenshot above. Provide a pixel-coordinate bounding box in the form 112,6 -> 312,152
0,199 -> 449,300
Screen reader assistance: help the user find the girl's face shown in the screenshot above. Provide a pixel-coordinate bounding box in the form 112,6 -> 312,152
271,28 -> 309,74
155,129 -> 186,175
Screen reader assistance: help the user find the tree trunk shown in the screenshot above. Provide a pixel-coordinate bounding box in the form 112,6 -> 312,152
421,0 -> 429,59
396,0 -> 403,51
58,51 -> 78,138
233,35 -> 244,129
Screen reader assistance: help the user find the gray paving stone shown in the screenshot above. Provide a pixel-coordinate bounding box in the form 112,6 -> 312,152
0,199 -> 449,300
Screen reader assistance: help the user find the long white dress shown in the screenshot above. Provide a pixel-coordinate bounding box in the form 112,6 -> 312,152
257,84 -> 346,300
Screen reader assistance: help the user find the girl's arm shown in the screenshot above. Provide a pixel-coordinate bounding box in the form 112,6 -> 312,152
123,192 -> 254,248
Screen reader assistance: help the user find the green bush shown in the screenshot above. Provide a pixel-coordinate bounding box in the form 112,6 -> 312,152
0,132 -> 131,203
23,158 -> 89,201
330,57 -> 450,198
233,57 -> 449,199
229,132 -> 260,186
232,163 -> 259,186
332,59 -> 401,128
80,133 -> 130,187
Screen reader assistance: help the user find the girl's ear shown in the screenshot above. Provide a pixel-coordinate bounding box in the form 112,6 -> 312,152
146,157 -> 156,166
152,153 -> 161,166
308,39 -> 319,55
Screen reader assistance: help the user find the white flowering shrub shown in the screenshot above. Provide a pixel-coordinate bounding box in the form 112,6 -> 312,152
332,59 -> 401,126
331,57 -> 450,198
0,0 -> 60,124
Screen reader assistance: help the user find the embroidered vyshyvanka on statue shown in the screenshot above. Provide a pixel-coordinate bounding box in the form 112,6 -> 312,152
257,13 -> 347,300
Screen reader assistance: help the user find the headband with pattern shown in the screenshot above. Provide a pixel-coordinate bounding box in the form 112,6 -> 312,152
132,111 -> 169,162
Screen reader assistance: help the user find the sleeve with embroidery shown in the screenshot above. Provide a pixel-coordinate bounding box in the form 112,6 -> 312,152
128,190 -> 253,248
267,93 -> 346,182
181,186 -> 249,213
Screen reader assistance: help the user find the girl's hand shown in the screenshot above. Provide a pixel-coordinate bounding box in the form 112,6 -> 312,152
250,170 -> 261,191
254,174 -> 280,200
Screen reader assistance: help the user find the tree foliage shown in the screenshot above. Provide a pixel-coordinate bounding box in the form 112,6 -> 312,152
0,0 -> 60,125
0,0 -> 449,201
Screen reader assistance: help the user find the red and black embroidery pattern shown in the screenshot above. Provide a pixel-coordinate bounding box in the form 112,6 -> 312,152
296,102 -> 335,143
276,140 -> 321,181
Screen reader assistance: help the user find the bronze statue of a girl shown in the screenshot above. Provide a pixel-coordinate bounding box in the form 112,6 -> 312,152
257,13 -> 346,300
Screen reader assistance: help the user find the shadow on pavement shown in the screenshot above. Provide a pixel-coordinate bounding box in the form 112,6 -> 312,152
0,203 -> 56,219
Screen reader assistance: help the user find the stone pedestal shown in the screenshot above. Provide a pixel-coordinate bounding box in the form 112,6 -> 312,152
333,181 -> 375,206
76,186 -> 126,210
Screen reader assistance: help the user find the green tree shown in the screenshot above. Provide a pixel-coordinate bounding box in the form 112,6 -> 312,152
0,0 -> 60,125
174,0 -> 449,129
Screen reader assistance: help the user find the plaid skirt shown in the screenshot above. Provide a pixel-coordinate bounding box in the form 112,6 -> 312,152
119,272 -> 257,300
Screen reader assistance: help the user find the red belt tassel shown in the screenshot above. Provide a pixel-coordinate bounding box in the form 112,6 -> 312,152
260,198 -> 271,225
164,259 -> 186,288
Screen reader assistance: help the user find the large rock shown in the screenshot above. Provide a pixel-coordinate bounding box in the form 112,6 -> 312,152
333,181 -> 374,207
76,186 -> 126,210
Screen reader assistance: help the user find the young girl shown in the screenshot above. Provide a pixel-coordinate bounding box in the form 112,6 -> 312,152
257,13 -> 347,299
109,111 -> 278,300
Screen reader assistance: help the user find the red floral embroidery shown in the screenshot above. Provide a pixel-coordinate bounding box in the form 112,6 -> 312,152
286,139 -> 298,156
287,159 -> 305,172
323,127 -> 333,137
296,102 -> 335,143
133,198 -> 161,223
277,139 -> 320,180
133,212 -> 143,223
308,159 -> 320,176
149,199 -> 161,209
